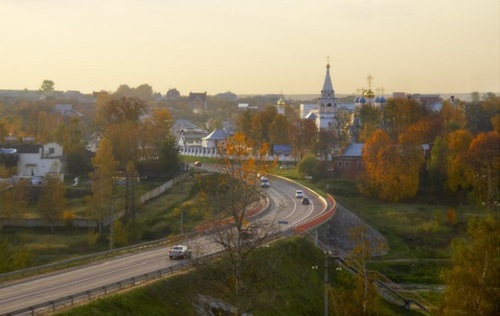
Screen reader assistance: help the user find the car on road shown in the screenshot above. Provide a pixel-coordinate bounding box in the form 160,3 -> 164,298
168,245 -> 191,259
301,197 -> 310,205
295,190 -> 304,198
260,180 -> 270,188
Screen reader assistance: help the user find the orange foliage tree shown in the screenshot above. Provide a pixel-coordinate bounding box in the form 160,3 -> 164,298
445,129 -> 473,194
464,131 -> 500,211
360,129 -> 425,202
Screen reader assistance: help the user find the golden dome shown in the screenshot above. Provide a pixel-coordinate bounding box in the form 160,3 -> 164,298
363,89 -> 375,98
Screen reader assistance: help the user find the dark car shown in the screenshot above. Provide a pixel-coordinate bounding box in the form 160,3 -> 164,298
301,197 -> 310,205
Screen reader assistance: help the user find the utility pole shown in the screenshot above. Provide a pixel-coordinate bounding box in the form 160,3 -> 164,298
324,251 -> 329,316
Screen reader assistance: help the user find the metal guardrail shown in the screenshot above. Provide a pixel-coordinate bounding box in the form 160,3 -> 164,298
0,231 -> 202,283
2,260 -> 194,316
1,176 -> 331,315
1,231 -> 291,316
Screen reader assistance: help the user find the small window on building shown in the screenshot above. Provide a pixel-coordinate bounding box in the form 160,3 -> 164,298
337,161 -> 343,168
48,148 -> 55,154
344,161 -> 351,168
357,161 -> 362,168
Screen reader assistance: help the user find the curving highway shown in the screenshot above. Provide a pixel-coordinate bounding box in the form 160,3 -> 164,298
0,177 -> 328,315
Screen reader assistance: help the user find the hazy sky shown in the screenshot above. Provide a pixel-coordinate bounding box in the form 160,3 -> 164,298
1,0 -> 499,96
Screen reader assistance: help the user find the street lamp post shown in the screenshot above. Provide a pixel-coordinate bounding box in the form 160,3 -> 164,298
324,251 -> 330,316
313,251 -> 341,316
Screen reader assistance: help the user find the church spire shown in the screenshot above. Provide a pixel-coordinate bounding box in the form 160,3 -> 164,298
316,58 -> 338,130
322,57 -> 334,94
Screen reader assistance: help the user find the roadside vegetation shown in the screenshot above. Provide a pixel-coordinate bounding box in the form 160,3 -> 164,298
57,237 -> 427,316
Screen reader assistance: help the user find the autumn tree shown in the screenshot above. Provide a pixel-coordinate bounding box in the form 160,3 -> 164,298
55,116 -> 86,155
446,129 -> 473,196
96,96 -> 147,132
250,106 -> 277,148
89,137 -> 117,234
195,133 -> 278,314
465,93 -> 500,134
288,118 -> 318,161
463,131 -> 500,211
359,129 -> 424,202
24,110 -> 59,143
94,97 -> 147,167
383,98 -> 432,139
138,108 -> 174,160
357,103 -> 381,142
335,107 -> 352,146
0,179 -> 28,217
358,129 -> 391,197
440,215 -> 500,315
269,114 -> 290,146
38,177 -> 66,233
316,129 -> 336,160
236,109 -> 255,140
440,99 -> 466,132
332,225 -> 386,315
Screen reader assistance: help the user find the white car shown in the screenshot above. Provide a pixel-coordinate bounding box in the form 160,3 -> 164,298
295,190 -> 304,198
168,245 -> 191,259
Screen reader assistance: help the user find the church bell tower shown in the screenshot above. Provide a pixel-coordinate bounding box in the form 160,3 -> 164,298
317,58 -> 337,129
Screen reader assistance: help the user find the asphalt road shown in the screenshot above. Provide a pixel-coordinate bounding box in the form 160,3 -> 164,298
0,176 -> 327,315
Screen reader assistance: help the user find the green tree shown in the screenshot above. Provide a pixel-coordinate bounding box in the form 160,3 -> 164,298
426,135 -> 449,196
39,79 -> 55,92
440,215 -> 500,315
297,154 -> 318,179
0,238 -> 32,273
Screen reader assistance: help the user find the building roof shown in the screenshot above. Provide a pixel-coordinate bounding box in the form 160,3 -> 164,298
201,129 -> 227,141
304,111 -> 317,120
0,143 -> 42,154
341,143 -> 364,157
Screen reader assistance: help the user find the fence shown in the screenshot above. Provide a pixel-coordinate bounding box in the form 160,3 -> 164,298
2,260 -> 195,316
